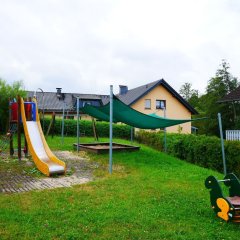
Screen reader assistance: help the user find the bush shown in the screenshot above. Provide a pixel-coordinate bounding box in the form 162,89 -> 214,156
136,130 -> 240,174
0,79 -> 26,132
41,118 -> 132,139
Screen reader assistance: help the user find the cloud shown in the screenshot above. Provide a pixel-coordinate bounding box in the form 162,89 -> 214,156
0,0 -> 240,95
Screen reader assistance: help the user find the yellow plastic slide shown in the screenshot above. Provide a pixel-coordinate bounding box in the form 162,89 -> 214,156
20,97 -> 66,176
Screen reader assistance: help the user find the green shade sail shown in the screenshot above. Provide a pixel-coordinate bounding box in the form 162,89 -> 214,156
82,95 -> 205,129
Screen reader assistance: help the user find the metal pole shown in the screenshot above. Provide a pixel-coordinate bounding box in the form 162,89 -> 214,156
35,88 -> 45,133
164,107 -> 167,152
61,101 -> 65,145
17,96 -> 21,161
109,85 -> 113,174
131,127 -> 133,143
218,113 -> 227,175
42,94 -> 45,133
77,97 -> 80,153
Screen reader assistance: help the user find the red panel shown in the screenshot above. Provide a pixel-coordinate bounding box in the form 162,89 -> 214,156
11,102 -> 18,121
24,103 -> 32,121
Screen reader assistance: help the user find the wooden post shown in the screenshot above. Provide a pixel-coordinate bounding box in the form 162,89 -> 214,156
92,117 -> 98,141
46,112 -> 55,138
24,135 -> 28,157
9,98 -> 14,156
9,133 -> 14,156
17,96 -> 21,161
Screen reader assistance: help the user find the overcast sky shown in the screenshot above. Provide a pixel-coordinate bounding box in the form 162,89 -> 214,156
0,0 -> 240,95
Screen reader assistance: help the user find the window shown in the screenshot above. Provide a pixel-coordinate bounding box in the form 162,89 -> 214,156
156,100 -> 166,109
80,100 -> 101,108
145,99 -> 151,109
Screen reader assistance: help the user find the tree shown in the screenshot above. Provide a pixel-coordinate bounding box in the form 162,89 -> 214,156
0,79 -> 26,132
179,82 -> 201,112
188,90 -> 200,107
179,82 -> 198,101
200,60 -> 239,135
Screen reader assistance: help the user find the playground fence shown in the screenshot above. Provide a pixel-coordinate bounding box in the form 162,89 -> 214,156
226,130 -> 240,141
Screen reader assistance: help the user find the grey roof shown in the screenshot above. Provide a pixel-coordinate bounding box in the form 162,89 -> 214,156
117,79 -> 198,114
72,94 -> 102,100
219,86 -> 240,103
27,91 -> 108,112
117,80 -> 159,105
27,78 -> 197,114
28,91 -> 74,111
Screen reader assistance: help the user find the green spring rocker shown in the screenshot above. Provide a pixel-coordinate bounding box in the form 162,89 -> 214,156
205,173 -> 240,222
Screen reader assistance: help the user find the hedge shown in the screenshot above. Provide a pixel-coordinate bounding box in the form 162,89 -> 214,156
136,130 -> 240,174
40,118 -> 132,139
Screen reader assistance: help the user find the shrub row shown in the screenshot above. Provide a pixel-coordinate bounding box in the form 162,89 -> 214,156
136,130 -> 240,174
41,118 -> 132,139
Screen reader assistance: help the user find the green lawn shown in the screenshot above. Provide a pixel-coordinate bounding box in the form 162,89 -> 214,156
0,136 -> 239,239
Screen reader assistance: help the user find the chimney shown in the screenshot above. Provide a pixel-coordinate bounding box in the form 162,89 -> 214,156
56,88 -> 64,100
119,85 -> 128,95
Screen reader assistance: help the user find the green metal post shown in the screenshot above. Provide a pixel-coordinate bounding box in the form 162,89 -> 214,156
131,127 -> 134,143
77,97 -> 80,153
61,101 -> 65,145
109,85 -> 113,174
218,113 -> 227,175
164,107 -> 167,152
17,96 -> 21,161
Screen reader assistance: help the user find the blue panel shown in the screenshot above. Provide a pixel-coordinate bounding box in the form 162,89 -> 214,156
32,102 -> 36,121
24,102 -> 36,121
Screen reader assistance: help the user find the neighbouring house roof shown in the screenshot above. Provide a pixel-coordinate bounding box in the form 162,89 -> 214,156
117,79 -> 198,114
27,78 -> 197,115
27,91 -> 108,112
219,86 -> 240,103
28,91 -> 74,111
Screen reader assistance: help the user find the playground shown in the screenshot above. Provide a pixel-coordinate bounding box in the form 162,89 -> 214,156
1,96 -> 240,239
0,136 -> 240,239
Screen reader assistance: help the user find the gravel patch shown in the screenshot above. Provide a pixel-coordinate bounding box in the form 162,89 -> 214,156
0,151 -> 98,194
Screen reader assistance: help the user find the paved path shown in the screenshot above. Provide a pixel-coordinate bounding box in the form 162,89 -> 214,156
0,151 -> 98,194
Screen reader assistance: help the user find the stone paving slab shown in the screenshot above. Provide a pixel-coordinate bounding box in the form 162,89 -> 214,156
0,151 -> 98,194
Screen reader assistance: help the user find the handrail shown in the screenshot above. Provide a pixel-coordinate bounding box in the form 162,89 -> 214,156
218,179 -> 231,183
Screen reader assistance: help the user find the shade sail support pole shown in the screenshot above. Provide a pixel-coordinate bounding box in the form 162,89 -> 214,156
77,97 -> 80,153
131,127 -> 134,143
218,113 -> 227,175
109,85 -> 113,174
164,107 -> 167,152
61,101 -> 65,145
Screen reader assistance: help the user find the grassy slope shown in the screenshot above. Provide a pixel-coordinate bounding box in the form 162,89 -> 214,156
0,136 -> 239,239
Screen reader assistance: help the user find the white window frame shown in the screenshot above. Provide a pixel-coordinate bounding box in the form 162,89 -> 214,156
145,99 -> 151,109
